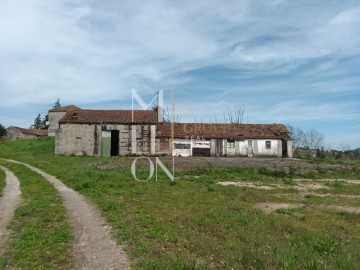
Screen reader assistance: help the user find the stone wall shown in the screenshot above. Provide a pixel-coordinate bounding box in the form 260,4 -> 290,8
55,123 -> 292,158
48,111 -> 67,136
6,128 -> 37,140
56,123 -> 157,156
56,123 -> 98,156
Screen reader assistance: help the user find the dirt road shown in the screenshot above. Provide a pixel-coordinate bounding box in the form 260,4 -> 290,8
0,165 -> 21,251
2,159 -> 130,270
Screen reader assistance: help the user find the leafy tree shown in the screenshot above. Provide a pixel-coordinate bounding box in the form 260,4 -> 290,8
41,114 -> 49,129
31,114 -> 42,129
53,98 -> 61,109
0,123 -> 7,139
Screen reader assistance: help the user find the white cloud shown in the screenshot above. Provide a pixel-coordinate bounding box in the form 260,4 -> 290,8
230,4 -> 360,70
0,0 -> 359,126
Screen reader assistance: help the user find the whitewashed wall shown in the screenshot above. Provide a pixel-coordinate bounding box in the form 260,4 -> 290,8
239,141 -> 248,156
256,139 -> 280,156
172,139 -> 210,157
172,139 -> 191,156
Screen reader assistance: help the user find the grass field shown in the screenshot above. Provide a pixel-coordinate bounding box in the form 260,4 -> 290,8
0,161 -> 73,269
0,168 -> 5,197
1,138 -> 360,269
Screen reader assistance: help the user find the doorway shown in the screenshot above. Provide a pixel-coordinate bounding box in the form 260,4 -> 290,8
110,130 -> 119,156
282,140 -> 287,157
247,140 -> 253,157
215,139 -> 223,157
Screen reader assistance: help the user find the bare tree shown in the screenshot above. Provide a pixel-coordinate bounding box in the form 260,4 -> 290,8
223,106 -> 246,124
287,124 -> 324,150
304,129 -> 324,150
163,106 -> 181,123
287,124 -> 305,149
339,143 -> 351,152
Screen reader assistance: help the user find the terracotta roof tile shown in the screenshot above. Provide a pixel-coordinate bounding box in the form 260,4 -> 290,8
9,126 -> 48,136
59,110 -> 157,124
49,105 -> 81,112
157,123 -> 290,140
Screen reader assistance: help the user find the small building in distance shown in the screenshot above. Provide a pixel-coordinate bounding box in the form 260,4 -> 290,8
6,126 -> 48,140
48,105 -> 81,136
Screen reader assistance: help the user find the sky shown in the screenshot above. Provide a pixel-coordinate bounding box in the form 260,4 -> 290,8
0,0 -> 359,149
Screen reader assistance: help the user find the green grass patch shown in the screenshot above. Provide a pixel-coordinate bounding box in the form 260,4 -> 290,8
275,208 -> 297,216
280,177 -> 296,186
1,139 -> 360,269
0,168 -> 5,197
0,161 -> 73,270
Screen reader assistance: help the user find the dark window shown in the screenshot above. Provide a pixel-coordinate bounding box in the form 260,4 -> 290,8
266,141 -> 271,149
174,143 -> 191,149
227,140 -> 235,148
192,148 -> 210,157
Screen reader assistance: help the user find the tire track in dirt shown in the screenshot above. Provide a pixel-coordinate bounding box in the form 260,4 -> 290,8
2,159 -> 130,270
0,165 -> 21,251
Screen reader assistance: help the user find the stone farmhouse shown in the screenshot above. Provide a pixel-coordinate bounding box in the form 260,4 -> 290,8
48,105 -> 81,136
49,106 -> 293,157
6,126 -> 48,140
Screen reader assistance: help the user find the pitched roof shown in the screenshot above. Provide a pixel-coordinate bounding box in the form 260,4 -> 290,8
59,110 -> 158,124
9,126 -> 48,136
49,105 -> 81,112
157,123 -> 290,140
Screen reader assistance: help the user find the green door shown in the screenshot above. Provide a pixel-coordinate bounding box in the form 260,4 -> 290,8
101,131 -> 111,157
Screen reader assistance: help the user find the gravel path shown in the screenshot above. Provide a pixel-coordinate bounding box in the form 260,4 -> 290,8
0,165 -> 21,251
2,159 -> 130,270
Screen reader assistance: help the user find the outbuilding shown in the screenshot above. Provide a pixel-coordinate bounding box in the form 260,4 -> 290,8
51,106 -> 293,158
6,126 -> 48,140
157,123 -> 293,157
55,109 -> 158,156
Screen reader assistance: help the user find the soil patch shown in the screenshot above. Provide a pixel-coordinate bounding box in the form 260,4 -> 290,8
217,181 -> 275,190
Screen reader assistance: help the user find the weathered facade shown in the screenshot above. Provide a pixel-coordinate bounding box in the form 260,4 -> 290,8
48,105 -> 81,136
6,126 -> 48,140
55,109 -> 158,156
52,106 -> 293,158
157,123 -> 293,158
